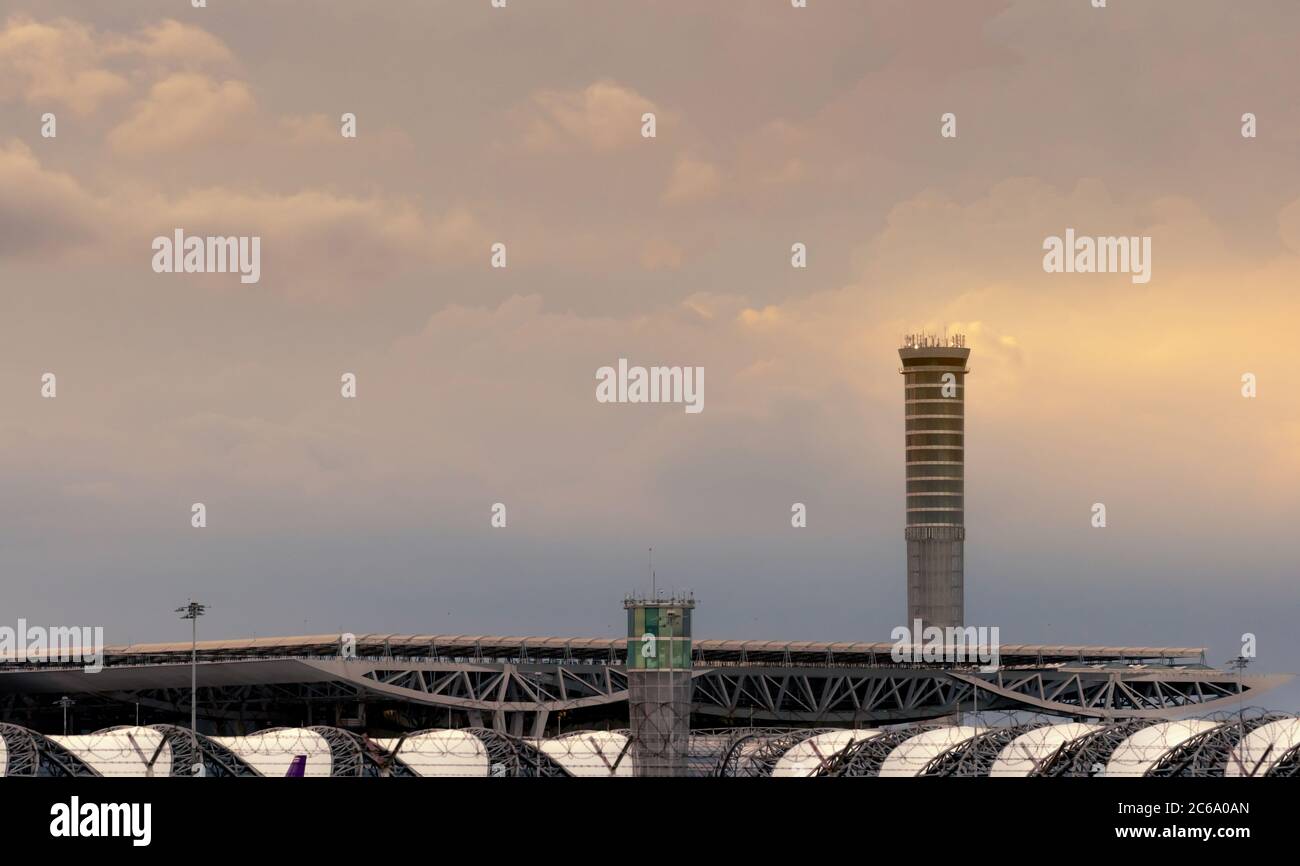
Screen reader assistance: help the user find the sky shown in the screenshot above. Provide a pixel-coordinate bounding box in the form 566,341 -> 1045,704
0,1 -> 1297,707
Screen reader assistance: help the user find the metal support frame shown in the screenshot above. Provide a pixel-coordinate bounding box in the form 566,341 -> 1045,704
705,727 -> 835,777
0,655 -> 1284,736
1032,719 -> 1150,777
919,724 -> 1036,776
0,722 -> 99,777
814,727 -> 937,777
463,727 -> 571,777
1146,712 -> 1286,778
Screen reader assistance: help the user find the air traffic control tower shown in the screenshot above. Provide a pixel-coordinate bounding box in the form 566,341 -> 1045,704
899,333 -> 969,629
624,594 -> 695,777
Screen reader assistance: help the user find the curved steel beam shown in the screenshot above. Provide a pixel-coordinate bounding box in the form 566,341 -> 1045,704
946,670 -> 1288,719
0,723 -> 99,777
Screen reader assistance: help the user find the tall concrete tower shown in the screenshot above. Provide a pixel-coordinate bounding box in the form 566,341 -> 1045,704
899,333 -> 969,629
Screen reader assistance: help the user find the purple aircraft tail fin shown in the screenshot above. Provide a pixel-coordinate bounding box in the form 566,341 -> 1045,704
285,754 -> 307,777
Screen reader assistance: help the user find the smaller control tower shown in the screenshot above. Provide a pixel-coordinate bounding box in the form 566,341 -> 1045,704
624,594 -> 695,777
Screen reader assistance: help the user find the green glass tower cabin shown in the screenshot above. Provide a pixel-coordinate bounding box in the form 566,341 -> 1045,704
625,595 -> 694,671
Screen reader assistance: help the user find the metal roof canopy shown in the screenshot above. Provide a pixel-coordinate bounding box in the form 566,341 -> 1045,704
4,633 -> 1208,669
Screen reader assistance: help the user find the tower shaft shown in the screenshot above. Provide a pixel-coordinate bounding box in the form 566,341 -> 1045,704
899,335 -> 970,629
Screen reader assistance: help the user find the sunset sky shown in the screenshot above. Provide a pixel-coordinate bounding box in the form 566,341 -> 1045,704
1,1 -> 1297,704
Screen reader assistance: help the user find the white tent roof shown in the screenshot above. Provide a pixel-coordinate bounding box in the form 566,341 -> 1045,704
989,723 -> 1102,777
1104,720 -> 1219,777
535,731 -> 633,777
50,727 -> 172,777
213,729 -> 332,777
373,730 -> 489,778
878,726 -> 983,777
771,730 -> 882,778
1226,716 -> 1300,777
12,718 -> 1294,778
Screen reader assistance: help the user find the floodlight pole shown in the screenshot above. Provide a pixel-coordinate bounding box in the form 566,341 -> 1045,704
175,600 -> 207,775
57,695 -> 74,735
1230,655 -> 1250,725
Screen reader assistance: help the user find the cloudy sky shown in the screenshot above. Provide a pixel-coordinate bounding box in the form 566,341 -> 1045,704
0,1 -> 1296,704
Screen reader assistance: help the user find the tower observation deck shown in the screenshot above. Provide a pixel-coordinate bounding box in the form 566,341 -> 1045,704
899,333 -> 970,629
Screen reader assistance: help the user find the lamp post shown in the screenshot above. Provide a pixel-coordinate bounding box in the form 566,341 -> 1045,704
1228,655 -> 1251,726
57,695 -> 75,735
175,600 -> 207,775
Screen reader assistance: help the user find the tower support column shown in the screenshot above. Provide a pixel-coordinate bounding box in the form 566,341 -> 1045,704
624,595 -> 695,777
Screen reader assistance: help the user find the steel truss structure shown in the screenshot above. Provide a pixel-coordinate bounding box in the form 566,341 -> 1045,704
1145,713 -> 1288,778
691,663 -> 1276,724
467,727 -> 571,777
0,722 -> 578,778
1032,719 -> 1151,776
704,727 -> 836,777
0,722 -> 98,777
104,724 -> 262,777
814,726 -> 938,777
699,710 -> 1300,778
920,724 -> 1038,776
0,634 -> 1287,736
4,713 -> 1298,777
1270,745 -> 1300,776
259,725 -> 407,777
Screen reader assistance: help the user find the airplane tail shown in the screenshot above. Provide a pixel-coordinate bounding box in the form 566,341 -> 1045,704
284,754 -> 307,777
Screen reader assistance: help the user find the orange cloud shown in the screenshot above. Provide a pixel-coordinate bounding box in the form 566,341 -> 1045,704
108,74 -> 256,155
0,15 -> 129,114
661,153 -> 722,205
0,137 -> 486,294
520,80 -> 661,153
0,139 -> 106,255
0,15 -> 237,116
